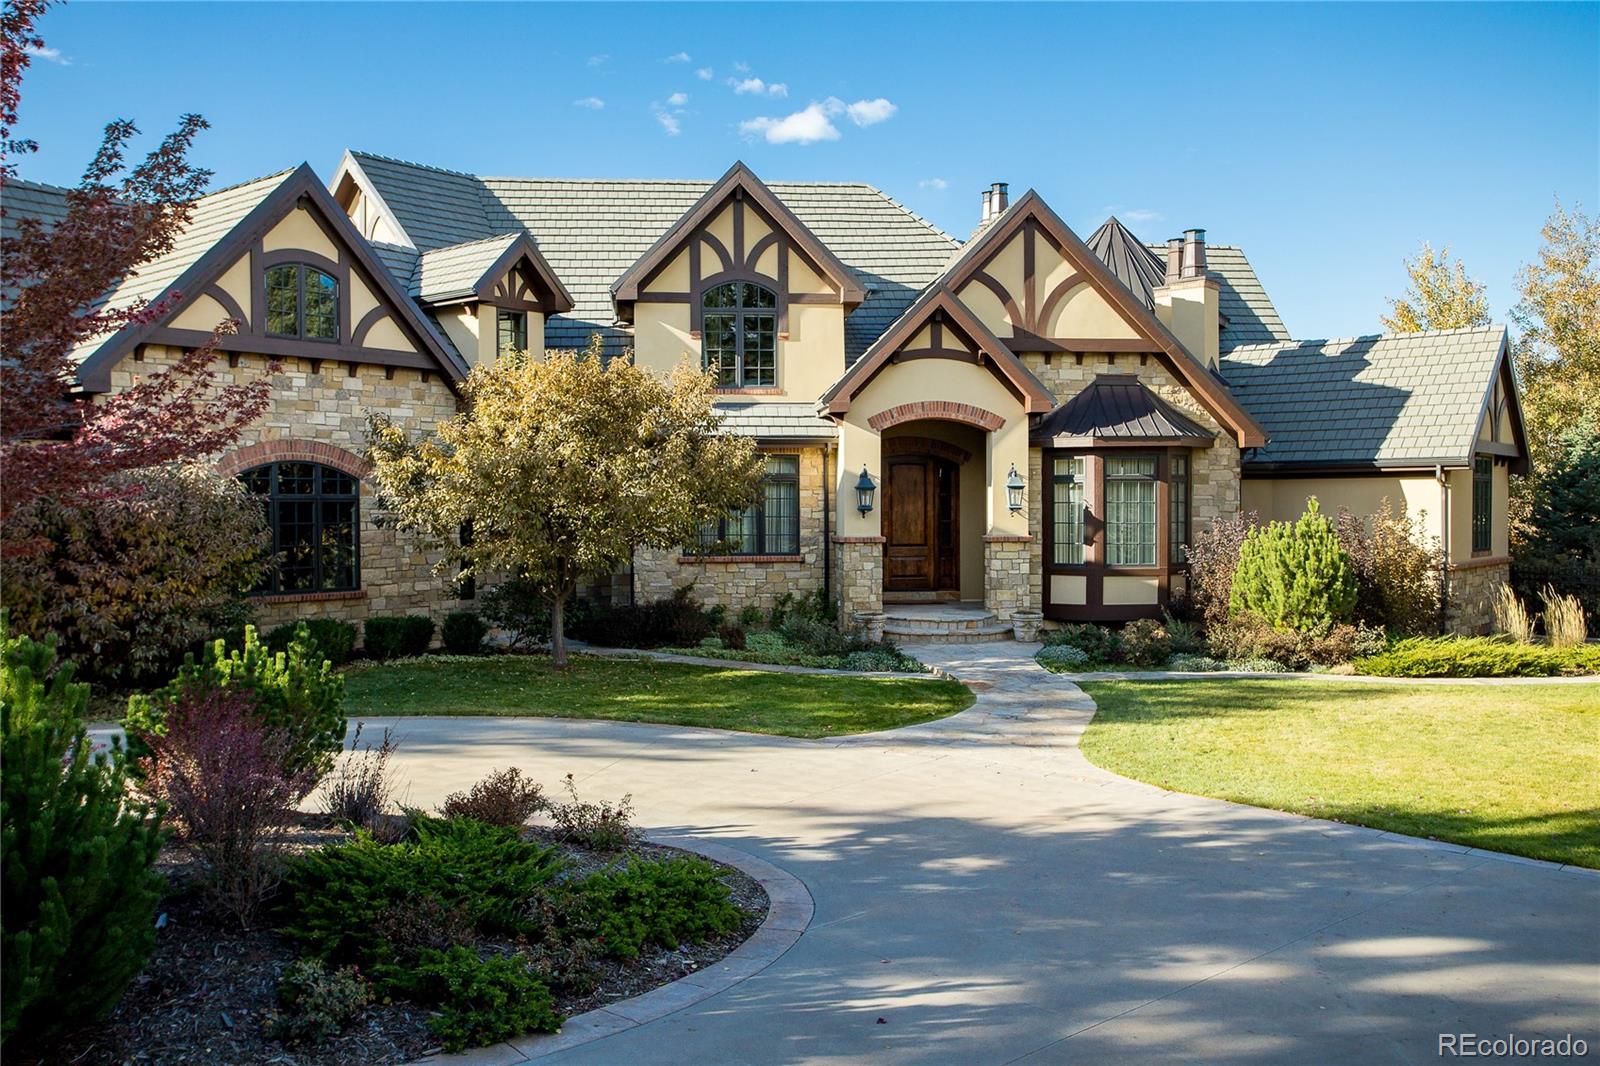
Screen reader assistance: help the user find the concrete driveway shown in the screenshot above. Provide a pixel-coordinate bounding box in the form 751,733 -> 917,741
364,644 -> 1599,1064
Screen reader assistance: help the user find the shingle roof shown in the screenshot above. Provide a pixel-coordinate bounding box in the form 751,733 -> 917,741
1087,218 -> 1167,303
1031,373 -> 1216,445
1220,326 -> 1508,468
1,177 -> 72,244
716,401 -> 836,441
64,171 -> 292,365
412,233 -> 521,303
343,151 -> 960,363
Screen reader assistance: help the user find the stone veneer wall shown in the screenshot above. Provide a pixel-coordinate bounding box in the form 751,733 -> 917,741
983,537 -> 1032,621
833,538 -> 884,622
113,347 -> 466,635
1447,560 -> 1510,635
633,447 -> 828,615
1021,352 -> 1244,616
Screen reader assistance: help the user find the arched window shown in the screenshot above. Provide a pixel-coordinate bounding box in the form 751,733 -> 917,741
702,281 -> 776,387
265,263 -> 339,340
240,462 -> 359,593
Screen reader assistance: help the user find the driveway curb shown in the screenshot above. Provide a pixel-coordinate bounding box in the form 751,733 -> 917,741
418,835 -> 813,1064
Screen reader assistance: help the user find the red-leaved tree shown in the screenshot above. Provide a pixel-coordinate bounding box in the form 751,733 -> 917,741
0,0 -> 275,542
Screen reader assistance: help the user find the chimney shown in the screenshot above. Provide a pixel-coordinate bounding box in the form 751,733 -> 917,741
980,189 -> 993,224
1164,238 -> 1183,283
1181,228 -> 1207,278
991,182 -> 1009,216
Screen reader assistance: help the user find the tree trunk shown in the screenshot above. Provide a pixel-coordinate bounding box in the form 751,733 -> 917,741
550,591 -> 568,669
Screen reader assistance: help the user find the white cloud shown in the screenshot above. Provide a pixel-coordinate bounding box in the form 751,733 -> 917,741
731,77 -> 767,95
732,61 -> 750,73
695,67 -> 714,81
23,44 -> 68,66
663,51 -> 691,63
666,91 -> 688,107
740,102 -> 841,146
587,53 -> 610,67
919,178 -> 949,190
768,82 -> 788,98
844,97 -> 896,126
653,107 -> 682,136
573,96 -> 605,110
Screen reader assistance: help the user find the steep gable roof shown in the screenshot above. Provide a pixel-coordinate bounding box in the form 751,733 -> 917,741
413,231 -> 574,312
939,191 -> 1268,447
1220,326 -> 1522,471
65,163 -> 467,390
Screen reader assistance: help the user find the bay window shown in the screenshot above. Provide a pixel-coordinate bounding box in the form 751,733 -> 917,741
1051,455 -> 1086,565
1170,455 -> 1190,563
1104,456 -> 1157,567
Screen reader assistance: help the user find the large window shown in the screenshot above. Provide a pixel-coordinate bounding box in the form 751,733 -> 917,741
702,281 -> 777,388
1104,456 -> 1157,567
697,454 -> 799,555
497,309 -> 528,358
1472,456 -> 1493,553
1170,455 -> 1189,563
240,461 -> 359,593
265,263 -> 338,340
1051,455 -> 1086,565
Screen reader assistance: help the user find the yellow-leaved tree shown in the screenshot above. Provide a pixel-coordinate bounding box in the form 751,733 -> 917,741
1381,242 -> 1491,333
366,337 -> 763,666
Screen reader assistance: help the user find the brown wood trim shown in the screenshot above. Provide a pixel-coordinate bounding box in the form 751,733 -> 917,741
787,293 -> 838,305
201,284 -> 248,329
145,327 -> 438,372
1058,338 -> 1164,353
634,291 -> 693,303
746,232 -> 778,271
350,305 -> 391,347
1034,274 -> 1085,335
678,554 -> 804,564
700,231 -> 733,275
892,347 -> 981,364
965,271 -> 1022,326
882,435 -> 972,465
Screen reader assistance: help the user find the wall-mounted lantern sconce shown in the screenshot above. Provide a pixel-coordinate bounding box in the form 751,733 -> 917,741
1006,463 -> 1026,513
855,466 -> 876,516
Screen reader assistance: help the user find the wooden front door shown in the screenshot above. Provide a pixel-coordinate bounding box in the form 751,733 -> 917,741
883,457 -> 958,591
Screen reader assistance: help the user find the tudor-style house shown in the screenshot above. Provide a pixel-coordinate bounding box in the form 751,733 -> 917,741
6,152 -> 1526,639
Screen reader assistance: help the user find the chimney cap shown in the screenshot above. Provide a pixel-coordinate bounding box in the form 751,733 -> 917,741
1183,228 -> 1206,241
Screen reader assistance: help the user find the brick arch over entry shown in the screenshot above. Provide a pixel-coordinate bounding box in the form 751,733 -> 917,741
217,439 -> 370,478
867,401 -> 1006,433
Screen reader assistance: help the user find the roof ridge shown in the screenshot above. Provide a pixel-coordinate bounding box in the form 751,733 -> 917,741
348,150 -> 479,179
1221,324 -> 1506,353
3,175 -> 72,194
857,184 -> 959,246
419,231 -> 522,254
195,168 -> 297,202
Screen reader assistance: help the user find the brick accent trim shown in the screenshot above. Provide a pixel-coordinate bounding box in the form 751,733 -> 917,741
830,535 -> 886,544
714,387 -> 784,396
982,534 -> 1034,543
867,401 -> 1005,433
679,554 -> 804,564
1449,555 -> 1511,572
218,438 -> 370,478
249,588 -> 367,605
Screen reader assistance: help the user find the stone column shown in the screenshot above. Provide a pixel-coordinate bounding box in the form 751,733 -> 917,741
833,536 -> 884,624
1447,560 -> 1510,635
983,534 -> 1033,621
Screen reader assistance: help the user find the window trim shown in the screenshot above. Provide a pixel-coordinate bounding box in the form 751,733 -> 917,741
496,308 -> 529,358
700,280 -> 779,389
241,461 -> 361,595
1472,455 -> 1493,555
1169,454 -> 1191,564
694,453 -> 800,557
1049,453 -> 1088,566
264,261 -> 341,343
1103,453 -> 1160,569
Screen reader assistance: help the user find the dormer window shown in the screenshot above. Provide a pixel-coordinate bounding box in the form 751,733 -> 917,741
265,263 -> 338,341
702,281 -> 776,387
497,309 -> 528,358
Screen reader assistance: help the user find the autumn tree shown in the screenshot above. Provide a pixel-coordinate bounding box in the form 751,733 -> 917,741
366,339 -> 763,667
0,0 -> 274,542
1380,242 -> 1491,333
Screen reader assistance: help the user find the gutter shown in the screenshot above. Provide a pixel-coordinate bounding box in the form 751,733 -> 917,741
822,441 -> 833,606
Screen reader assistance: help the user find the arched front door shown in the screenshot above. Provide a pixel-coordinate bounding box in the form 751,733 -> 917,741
883,455 -> 959,592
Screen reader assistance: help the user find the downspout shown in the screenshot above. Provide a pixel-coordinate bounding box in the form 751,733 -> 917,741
822,441 -> 833,606
1436,464 -> 1451,631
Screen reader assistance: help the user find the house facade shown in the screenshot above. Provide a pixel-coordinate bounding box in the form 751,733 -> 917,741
10,152 -> 1526,637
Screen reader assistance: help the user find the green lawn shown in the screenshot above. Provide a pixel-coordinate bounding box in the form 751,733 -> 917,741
1079,679 -> 1600,868
343,654 -> 973,738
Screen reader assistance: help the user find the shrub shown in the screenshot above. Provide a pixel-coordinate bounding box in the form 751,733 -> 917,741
1234,658 -> 1291,673
568,589 -> 715,649
440,768 -> 546,827
1493,585 -> 1538,643
840,649 -> 903,672
546,774 -> 635,851
1207,617 -> 1386,670
1120,619 -> 1172,667
265,619 -> 357,666
278,817 -> 566,968
268,958 -> 372,1045
1186,511 -> 1258,629
1335,500 -> 1442,634
1035,644 -> 1090,671
1541,585 -> 1589,648
1356,635 -> 1600,678
1,463 -> 270,685
1040,623 -> 1122,663
717,624 -> 748,651
441,612 -> 489,655
1161,612 -> 1204,654
363,615 -> 436,659
1,624 -> 165,1048
562,857 -> 742,960
408,947 -> 559,1053
1516,418 -> 1600,619
736,604 -> 766,630
1231,498 -> 1358,631
479,579 -> 551,650
1165,653 -> 1226,672
322,724 -> 401,830
124,623 -> 346,794
140,685 -> 313,927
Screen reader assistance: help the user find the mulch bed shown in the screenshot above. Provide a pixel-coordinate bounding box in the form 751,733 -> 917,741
30,816 -> 768,1066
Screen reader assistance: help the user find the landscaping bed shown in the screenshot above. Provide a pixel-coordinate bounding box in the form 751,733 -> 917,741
31,815 -> 767,1066
343,653 -> 972,738
659,629 -> 925,673
1080,678 -> 1600,868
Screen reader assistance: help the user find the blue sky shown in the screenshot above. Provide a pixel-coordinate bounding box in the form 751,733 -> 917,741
15,2 -> 1598,340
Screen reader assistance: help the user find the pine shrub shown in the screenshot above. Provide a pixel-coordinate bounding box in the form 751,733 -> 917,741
266,619 -> 357,666
560,857 -> 742,960
1230,498 -> 1358,631
1,622 -> 165,1048
408,947 -> 559,1052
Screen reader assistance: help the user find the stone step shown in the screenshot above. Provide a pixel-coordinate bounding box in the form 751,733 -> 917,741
884,614 -> 999,632
883,620 -> 1014,645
